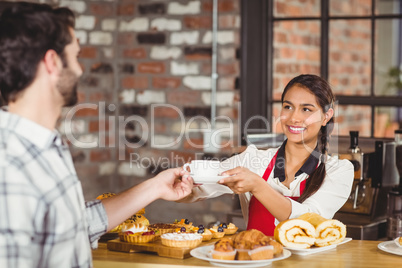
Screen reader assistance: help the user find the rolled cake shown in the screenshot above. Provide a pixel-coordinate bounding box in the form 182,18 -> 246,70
274,219 -> 316,249
298,212 -> 346,247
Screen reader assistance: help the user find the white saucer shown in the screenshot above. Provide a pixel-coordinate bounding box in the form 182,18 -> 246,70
191,175 -> 228,184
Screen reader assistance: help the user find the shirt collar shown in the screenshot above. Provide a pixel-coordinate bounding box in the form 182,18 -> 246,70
273,139 -> 319,182
0,109 -> 59,150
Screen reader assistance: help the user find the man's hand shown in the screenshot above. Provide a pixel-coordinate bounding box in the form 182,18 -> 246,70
152,167 -> 194,201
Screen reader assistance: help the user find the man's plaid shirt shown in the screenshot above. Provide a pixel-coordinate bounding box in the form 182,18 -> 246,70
0,110 -> 108,267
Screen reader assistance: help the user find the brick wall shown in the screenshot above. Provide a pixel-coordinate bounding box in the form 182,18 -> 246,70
271,0 -> 373,137
8,0 -> 242,226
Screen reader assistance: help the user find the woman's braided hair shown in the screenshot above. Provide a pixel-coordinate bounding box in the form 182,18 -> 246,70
280,74 -> 335,203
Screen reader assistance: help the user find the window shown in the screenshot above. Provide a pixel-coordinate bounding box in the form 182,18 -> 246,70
240,0 -> 402,142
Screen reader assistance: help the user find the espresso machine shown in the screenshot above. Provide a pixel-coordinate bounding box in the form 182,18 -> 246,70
386,130 -> 402,239
334,139 -> 399,240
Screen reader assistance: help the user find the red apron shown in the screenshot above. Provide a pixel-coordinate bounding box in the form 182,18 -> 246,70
247,151 -> 307,236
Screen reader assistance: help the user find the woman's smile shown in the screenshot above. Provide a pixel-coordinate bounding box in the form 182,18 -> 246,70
287,125 -> 306,134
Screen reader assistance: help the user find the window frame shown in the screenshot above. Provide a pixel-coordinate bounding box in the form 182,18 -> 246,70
240,0 -> 402,143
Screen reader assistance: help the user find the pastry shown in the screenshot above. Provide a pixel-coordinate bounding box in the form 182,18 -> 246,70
96,192 -> 116,199
126,214 -> 149,226
248,245 -> 274,260
298,213 -> 346,247
267,238 -> 283,256
232,229 -> 265,260
119,222 -> 158,243
175,226 -> 189,233
211,238 -> 236,260
395,237 -> 402,247
274,218 -> 316,249
136,208 -> 146,214
220,222 -> 238,235
148,223 -> 179,234
248,236 -> 277,260
160,233 -> 202,248
174,218 -> 193,228
210,226 -> 225,239
191,225 -> 213,241
232,229 -> 266,249
121,222 -> 148,233
232,229 -> 283,260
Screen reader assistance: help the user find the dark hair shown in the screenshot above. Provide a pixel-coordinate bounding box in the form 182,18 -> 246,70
0,2 -> 75,103
280,74 -> 335,203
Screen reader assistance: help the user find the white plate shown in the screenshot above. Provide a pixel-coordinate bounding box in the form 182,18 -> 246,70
394,237 -> 402,248
378,240 -> 402,256
192,175 -> 228,184
190,245 -> 291,268
284,237 -> 352,256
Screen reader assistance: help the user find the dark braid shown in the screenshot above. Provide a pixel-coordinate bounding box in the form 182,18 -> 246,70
320,125 -> 328,163
280,74 -> 335,203
298,125 -> 329,203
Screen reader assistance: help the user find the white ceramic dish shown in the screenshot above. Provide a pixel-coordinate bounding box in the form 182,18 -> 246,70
394,237 -> 402,248
378,239 -> 402,256
191,175 -> 228,184
284,237 -> 352,256
190,245 -> 291,268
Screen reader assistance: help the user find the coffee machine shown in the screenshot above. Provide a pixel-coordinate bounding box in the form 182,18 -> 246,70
334,140 -> 399,240
386,130 -> 402,239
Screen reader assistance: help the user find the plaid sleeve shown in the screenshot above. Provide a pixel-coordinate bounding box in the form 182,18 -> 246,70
85,199 -> 108,247
0,166 -> 38,268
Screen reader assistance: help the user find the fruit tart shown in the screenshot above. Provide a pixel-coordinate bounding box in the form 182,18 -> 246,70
210,225 -> 225,239
191,225 -> 213,241
148,223 -> 180,235
161,232 -> 202,248
119,222 -> 159,243
175,226 -> 189,233
174,218 -> 193,228
219,222 -> 238,235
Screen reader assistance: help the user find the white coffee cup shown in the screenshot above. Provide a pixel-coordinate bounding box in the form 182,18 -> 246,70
183,160 -> 221,177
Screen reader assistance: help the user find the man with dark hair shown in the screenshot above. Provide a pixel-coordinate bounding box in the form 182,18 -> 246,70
0,2 -> 193,267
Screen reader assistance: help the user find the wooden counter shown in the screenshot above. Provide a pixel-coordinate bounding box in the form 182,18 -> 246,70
93,240 -> 401,268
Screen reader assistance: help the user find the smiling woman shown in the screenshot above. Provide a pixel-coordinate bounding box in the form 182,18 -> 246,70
181,74 -> 354,237
279,75 -> 335,202
281,85 -> 332,148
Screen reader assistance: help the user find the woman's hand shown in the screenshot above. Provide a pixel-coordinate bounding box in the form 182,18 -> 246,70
219,167 -> 264,194
152,168 -> 194,201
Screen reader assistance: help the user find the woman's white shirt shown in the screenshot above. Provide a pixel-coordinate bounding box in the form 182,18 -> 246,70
184,144 -> 354,225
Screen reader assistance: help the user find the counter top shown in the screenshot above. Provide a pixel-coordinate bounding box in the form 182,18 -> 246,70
93,240 -> 401,268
